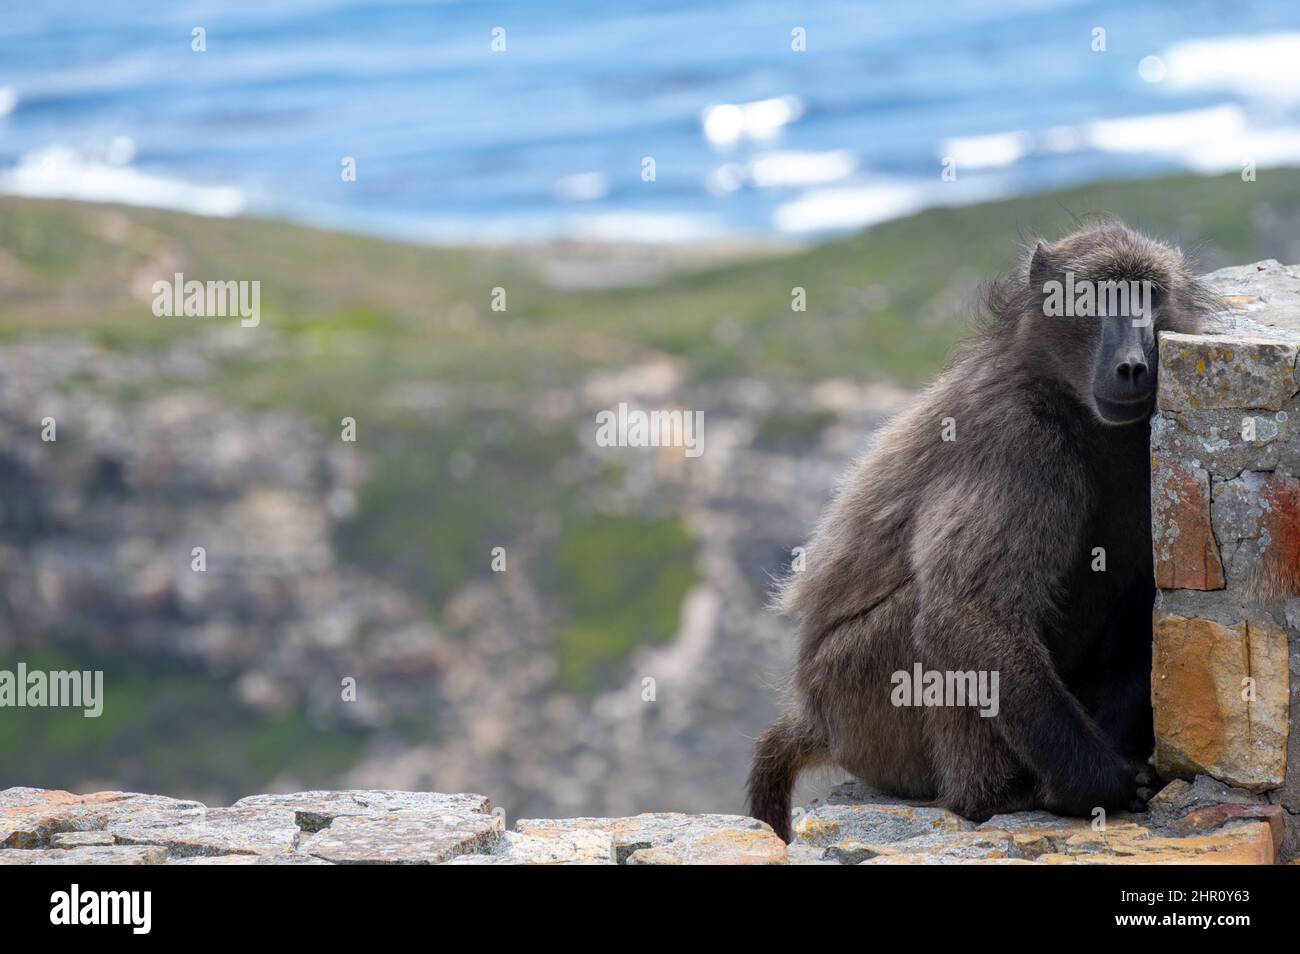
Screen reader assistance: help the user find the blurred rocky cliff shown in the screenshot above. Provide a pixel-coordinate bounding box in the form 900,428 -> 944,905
0,328 -> 909,818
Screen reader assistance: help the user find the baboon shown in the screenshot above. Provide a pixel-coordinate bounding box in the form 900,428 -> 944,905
748,222 -> 1217,842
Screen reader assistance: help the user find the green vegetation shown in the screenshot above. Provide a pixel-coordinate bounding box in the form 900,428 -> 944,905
754,407 -> 839,451
337,415 -> 600,611
0,649 -> 369,799
4,171 -> 1299,389
549,516 -> 698,692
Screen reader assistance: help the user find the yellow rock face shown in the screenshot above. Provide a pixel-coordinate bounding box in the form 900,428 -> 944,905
1152,613 -> 1289,792
1036,822 -> 1276,865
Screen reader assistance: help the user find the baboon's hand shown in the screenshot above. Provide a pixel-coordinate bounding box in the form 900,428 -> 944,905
1128,761 -> 1163,812
1039,751 -> 1148,818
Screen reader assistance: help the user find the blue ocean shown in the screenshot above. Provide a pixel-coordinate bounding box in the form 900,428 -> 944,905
2,0 -> 1299,243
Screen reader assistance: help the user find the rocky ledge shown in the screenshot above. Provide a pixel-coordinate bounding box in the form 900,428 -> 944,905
0,776 -> 1287,865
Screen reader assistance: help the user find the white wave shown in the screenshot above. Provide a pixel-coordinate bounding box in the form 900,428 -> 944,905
774,183 -> 927,233
937,106 -> 1262,173
1083,105 -> 1247,154
0,85 -> 16,118
1083,105 -> 1300,172
0,146 -> 245,217
1177,127 -> 1300,174
774,177 -> 1011,234
949,106 -> 1300,175
706,150 -> 857,195
940,130 -> 1033,169
701,96 -> 803,148
748,150 -> 857,187
565,211 -> 725,244
707,162 -> 747,194
1161,32 -> 1300,102
1041,124 -> 1088,153
554,171 -> 609,202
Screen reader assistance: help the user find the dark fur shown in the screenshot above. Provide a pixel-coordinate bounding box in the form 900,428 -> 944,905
748,222 -> 1218,841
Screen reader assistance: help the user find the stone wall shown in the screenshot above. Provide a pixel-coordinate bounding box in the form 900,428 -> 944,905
0,782 -> 1286,864
1151,259 -> 1300,860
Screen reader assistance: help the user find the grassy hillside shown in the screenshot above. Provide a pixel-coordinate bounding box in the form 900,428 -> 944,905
3,170 -> 1298,388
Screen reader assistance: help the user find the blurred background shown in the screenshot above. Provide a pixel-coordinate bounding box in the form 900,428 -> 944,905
0,0 -> 1298,817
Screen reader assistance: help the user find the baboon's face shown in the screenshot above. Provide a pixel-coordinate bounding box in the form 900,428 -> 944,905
1029,229 -> 1189,427
1088,289 -> 1159,425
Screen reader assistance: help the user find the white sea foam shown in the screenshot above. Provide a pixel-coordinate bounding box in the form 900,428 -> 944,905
940,130 -> 1033,169
566,211 -> 725,243
1161,32 -> 1300,102
747,150 -> 858,187
1082,105 -> 1247,155
1084,105 -> 1300,173
708,150 -> 859,194
0,146 -> 245,217
554,171 -> 610,202
1177,127 -> 1300,174
773,177 -> 1009,234
701,96 -> 803,148
774,182 -> 928,233
937,105 -> 1300,178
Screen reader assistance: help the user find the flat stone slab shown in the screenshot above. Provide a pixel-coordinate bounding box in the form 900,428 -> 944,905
0,845 -> 167,865
794,801 -> 975,850
444,828 -> 615,865
109,806 -> 304,858
1146,774 -> 1268,823
516,813 -> 786,865
169,853 -> 334,865
978,811 -> 1093,832
1202,260 -> 1300,341
0,788 -> 204,849
232,790 -> 492,833
49,831 -> 118,848
1158,333 -> 1298,411
783,780 -> 1279,865
299,812 -> 503,864
854,819 -> 1274,865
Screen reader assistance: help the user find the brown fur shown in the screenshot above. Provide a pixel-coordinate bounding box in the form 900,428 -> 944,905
748,222 -> 1217,841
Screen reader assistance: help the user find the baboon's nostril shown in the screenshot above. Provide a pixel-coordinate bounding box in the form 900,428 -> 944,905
1116,360 -> 1148,382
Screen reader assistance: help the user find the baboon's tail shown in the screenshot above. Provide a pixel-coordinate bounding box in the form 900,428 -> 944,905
746,712 -> 827,842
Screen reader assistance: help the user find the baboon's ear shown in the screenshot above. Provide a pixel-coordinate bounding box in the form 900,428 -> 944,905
1028,241 -> 1058,291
